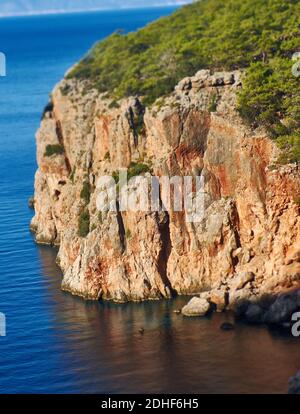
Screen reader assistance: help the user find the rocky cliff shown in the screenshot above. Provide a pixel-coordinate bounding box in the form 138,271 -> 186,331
31,69 -> 300,308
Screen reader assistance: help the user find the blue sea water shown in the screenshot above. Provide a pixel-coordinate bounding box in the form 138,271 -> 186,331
0,8 -> 299,394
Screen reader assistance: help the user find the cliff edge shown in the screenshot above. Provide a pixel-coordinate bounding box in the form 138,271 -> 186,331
30,69 -> 300,307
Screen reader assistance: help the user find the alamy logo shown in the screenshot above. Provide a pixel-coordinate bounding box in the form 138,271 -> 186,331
0,52 -> 6,77
291,312 -> 300,337
0,313 -> 6,337
96,172 -> 206,223
292,52 -> 300,78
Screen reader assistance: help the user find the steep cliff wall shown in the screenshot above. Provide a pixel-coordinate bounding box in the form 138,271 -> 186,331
31,70 -> 300,307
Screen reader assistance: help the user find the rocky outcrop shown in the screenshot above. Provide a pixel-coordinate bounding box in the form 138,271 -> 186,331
237,289 -> 300,327
289,372 -> 300,394
31,69 -> 300,303
182,297 -> 211,317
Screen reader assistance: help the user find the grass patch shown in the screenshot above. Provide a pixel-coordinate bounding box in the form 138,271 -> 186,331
80,181 -> 91,204
112,162 -> 151,185
78,210 -> 90,238
44,144 -> 64,157
208,93 -> 218,113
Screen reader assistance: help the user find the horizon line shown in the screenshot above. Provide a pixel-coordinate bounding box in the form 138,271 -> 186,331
0,2 -> 190,19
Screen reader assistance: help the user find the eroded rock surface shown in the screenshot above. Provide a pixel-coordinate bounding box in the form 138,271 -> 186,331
182,297 -> 211,317
31,69 -> 300,302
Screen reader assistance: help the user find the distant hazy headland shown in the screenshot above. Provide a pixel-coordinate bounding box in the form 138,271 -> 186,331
0,0 -> 191,17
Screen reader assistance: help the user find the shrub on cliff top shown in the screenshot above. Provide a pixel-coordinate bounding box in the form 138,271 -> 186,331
68,0 -> 300,162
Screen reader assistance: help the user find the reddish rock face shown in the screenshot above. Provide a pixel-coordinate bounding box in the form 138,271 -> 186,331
31,70 -> 300,304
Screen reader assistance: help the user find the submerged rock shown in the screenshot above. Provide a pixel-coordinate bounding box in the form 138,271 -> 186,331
220,322 -> 235,331
182,297 -> 211,317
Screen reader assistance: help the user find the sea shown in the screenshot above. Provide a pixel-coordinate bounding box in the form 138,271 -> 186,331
0,7 -> 299,394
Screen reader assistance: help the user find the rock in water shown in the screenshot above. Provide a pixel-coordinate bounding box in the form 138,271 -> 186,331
263,291 -> 300,325
245,304 -> 264,324
28,197 -> 35,209
220,322 -> 235,331
182,297 -> 211,317
288,372 -> 300,394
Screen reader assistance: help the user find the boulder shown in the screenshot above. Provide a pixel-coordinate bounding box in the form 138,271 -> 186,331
176,77 -> 192,92
210,288 -> 228,312
228,287 -> 254,310
230,272 -> 255,291
288,371 -> 300,394
263,291 -> 300,324
245,303 -> 265,323
182,297 -> 211,317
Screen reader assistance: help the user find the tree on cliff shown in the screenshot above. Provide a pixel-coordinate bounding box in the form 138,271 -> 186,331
69,0 -> 300,163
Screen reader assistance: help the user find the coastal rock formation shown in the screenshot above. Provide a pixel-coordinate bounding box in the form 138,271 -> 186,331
31,69 -> 300,303
181,297 -> 211,317
289,371 -> 300,394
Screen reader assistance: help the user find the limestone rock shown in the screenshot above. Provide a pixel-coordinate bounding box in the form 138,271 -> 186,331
182,297 -> 211,317
30,70 -> 300,302
210,288 -> 228,312
230,272 -> 255,291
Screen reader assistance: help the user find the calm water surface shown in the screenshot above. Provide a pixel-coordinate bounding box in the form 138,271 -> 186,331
0,8 -> 299,394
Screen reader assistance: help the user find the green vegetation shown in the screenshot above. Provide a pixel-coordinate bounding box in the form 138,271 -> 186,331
104,151 -> 111,161
70,166 -> 76,183
125,229 -> 132,239
68,0 -> 300,162
80,181 -> 91,204
237,59 -> 300,163
276,134 -> 300,164
295,197 -> 300,206
127,162 -> 151,180
60,84 -> 72,96
133,112 -> 145,137
78,210 -> 90,238
108,100 -> 121,109
208,93 -> 218,113
44,144 -> 64,157
112,162 -> 152,185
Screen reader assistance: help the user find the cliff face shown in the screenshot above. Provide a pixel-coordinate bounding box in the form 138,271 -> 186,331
31,69 -> 300,306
